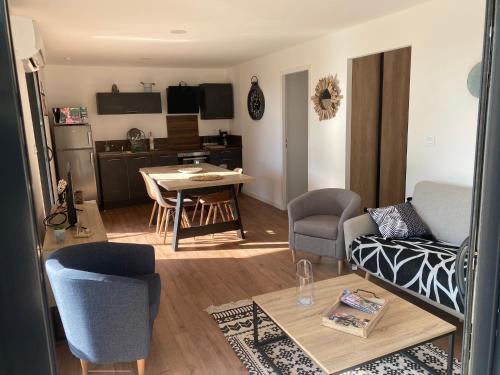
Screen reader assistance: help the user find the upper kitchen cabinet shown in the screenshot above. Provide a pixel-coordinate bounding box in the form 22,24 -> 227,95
96,92 -> 162,115
199,83 -> 234,119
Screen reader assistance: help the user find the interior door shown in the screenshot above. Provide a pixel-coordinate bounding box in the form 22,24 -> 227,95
379,47 -> 411,206
285,70 -> 309,204
350,53 -> 382,210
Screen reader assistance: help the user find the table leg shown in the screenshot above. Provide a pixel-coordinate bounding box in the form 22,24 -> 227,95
171,190 -> 185,251
229,185 -> 245,239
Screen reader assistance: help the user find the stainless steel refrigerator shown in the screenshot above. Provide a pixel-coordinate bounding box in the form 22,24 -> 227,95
53,124 -> 98,202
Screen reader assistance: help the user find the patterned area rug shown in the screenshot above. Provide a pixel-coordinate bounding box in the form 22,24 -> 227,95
206,300 -> 461,375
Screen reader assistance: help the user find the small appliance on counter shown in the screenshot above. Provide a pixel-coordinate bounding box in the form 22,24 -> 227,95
53,107 -> 88,125
219,129 -> 229,146
127,128 -> 146,152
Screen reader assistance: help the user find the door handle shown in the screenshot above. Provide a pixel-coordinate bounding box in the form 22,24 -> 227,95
107,158 -> 122,162
133,156 -> 148,160
90,151 -> 95,168
87,132 -> 92,146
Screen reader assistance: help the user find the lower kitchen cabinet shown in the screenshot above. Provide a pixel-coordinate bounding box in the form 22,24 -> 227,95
98,152 -> 178,208
209,148 -> 242,170
127,155 -> 151,201
99,157 -> 129,207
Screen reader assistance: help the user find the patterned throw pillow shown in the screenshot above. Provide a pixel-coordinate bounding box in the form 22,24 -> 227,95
367,202 -> 431,240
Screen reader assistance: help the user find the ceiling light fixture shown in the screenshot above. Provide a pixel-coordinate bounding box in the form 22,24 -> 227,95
170,29 -> 187,34
64,56 -> 71,61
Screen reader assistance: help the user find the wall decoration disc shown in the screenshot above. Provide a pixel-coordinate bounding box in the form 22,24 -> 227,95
247,76 -> 265,120
311,74 -> 343,121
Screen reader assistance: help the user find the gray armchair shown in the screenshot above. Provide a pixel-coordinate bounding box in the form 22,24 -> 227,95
45,242 -> 160,375
287,188 -> 361,274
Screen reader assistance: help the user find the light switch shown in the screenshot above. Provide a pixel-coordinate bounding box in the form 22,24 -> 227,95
425,136 -> 436,146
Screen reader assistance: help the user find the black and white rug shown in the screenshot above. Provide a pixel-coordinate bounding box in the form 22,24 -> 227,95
206,300 -> 461,375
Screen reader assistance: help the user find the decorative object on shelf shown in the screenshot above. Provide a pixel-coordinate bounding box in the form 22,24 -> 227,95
296,259 -> 314,306
467,62 -> 482,98
247,76 -> 265,120
126,127 -> 146,152
141,82 -> 156,92
111,83 -> 120,94
311,74 -> 343,121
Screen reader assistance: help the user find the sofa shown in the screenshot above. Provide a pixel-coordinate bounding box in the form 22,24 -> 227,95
343,181 -> 472,318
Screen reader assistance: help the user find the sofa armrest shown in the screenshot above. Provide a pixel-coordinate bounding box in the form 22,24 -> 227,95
343,214 -> 379,259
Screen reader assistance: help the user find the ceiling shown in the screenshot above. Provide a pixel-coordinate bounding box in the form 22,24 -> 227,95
10,0 -> 430,68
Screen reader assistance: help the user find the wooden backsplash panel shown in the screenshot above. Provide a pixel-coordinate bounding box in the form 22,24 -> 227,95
166,115 -> 200,150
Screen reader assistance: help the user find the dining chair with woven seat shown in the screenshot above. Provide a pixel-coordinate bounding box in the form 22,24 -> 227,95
192,168 -> 243,225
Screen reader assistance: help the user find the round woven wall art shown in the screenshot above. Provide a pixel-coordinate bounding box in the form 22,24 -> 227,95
311,74 -> 343,121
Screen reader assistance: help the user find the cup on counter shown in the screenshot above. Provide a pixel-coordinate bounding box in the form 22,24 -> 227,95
53,226 -> 67,244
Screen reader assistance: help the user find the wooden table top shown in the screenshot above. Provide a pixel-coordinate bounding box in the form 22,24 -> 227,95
42,201 -> 108,254
141,163 -> 255,191
253,274 -> 456,374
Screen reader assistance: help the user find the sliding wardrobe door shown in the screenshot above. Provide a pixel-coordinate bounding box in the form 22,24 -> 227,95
350,53 -> 382,210
379,47 -> 411,206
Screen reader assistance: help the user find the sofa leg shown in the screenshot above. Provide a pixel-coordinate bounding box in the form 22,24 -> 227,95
137,359 -> 145,375
291,249 -> 296,264
365,272 -> 371,281
80,359 -> 88,375
337,260 -> 343,275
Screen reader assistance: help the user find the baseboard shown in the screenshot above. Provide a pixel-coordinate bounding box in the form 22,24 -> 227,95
241,190 -> 285,210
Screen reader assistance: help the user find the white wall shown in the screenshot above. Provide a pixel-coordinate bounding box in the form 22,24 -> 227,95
44,65 -> 231,141
229,0 -> 485,209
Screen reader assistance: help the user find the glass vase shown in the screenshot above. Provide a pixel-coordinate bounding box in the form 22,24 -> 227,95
296,259 -> 314,306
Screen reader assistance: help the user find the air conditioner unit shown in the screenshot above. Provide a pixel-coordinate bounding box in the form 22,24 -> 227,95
10,15 -> 46,72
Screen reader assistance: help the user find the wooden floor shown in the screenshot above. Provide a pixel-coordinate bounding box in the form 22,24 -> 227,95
55,194 -> 463,374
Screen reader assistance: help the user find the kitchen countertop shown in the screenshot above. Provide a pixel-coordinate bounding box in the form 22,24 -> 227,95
98,145 -> 242,158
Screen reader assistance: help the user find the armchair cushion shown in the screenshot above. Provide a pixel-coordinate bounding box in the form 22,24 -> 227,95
294,215 -> 339,240
130,273 -> 161,321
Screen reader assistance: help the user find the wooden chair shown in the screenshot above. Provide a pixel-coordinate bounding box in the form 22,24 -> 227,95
140,171 -> 192,243
192,168 -> 243,225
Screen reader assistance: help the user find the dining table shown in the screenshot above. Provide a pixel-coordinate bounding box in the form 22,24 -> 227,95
140,163 -> 255,251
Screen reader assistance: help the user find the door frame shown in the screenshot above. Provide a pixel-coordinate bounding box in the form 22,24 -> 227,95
0,0 -> 57,373
281,65 -> 311,210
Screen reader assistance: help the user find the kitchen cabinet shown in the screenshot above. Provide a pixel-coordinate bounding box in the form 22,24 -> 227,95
209,147 -> 242,170
96,93 -> 162,115
99,157 -> 129,207
127,155 -> 151,201
151,153 -> 178,167
98,151 -> 179,208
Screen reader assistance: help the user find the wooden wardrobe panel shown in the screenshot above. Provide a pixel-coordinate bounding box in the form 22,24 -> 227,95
350,53 -> 382,211
379,47 -> 411,207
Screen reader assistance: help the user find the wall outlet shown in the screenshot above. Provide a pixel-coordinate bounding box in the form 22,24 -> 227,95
425,136 -> 436,146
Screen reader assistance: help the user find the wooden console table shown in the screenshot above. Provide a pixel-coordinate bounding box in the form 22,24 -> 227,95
42,200 -> 108,306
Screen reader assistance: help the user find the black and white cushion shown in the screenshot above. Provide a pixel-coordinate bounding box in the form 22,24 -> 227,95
368,202 -> 430,240
350,234 -> 463,314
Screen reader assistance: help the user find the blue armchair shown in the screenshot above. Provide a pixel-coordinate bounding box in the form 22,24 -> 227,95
45,242 -> 161,375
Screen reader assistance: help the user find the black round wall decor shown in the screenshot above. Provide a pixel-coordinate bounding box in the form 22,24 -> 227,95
247,76 -> 265,120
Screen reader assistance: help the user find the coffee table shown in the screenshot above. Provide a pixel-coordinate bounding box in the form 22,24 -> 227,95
252,274 -> 456,374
